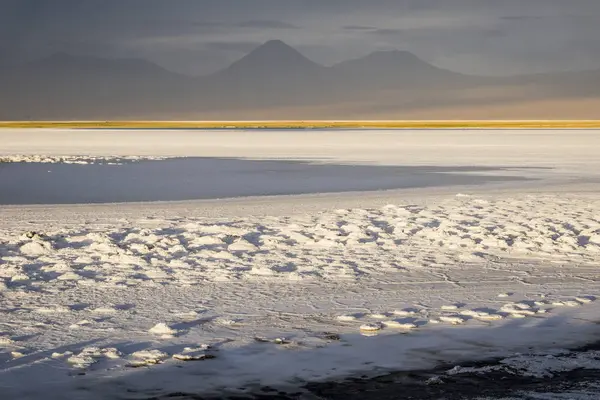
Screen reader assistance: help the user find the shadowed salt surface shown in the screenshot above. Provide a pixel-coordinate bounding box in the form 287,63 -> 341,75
0,157 -> 530,204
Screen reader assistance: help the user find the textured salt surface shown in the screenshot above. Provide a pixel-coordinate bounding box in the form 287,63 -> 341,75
1,193 -> 600,399
1,129 -> 599,399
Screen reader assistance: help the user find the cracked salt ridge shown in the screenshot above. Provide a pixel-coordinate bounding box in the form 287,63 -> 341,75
0,155 -> 172,164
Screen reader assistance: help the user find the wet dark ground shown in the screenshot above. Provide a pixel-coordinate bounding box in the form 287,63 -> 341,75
142,343 -> 600,400
300,362 -> 600,400
149,366 -> 600,400
0,158 -> 531,205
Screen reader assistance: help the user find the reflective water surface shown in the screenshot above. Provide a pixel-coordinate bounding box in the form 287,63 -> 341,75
0,157 -> 530,205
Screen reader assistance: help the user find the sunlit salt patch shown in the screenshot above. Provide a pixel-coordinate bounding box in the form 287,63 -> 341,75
52,351 -> 73,359
214,317 -> 240,326
575,297 -> 595,304
393,309 -> 417,317
148,323 -> 178,337
477,313 -> 504,321
509,313 -> 527,319
564,300 -> 583,307
131,350 -> 168,360
360,323 -> 383,332
369,313 -> 390,319
129,349 -> 169,367
174,311 -> 201,319
459,310 -> 503,321
10,274 -> 30,282
92,306 -> 117,314
69,320 -> 93,329
20,241 -> 52,256
337,315 -> 358,322
501,304 -> 538,316
439,316 -> 466,325
58,272 -> 81,281
144,269 -> 170,280
67,347 -> 121,368
441,305 -> 460,311
500,303 -> 523,311
460,310 -> 483,317
250,267 -> 277,276
35,306 -> 70,314
382,320 -> 417,330
228,240 -> 259,252
173,346 -> 214,361
0,336 -> 15,345
0,155 -> 170,164
173,353 -> 214,361
100,348 -> 121,359
549,300 -> 582,308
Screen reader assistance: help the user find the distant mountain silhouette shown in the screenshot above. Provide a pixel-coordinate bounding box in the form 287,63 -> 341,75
0,53 -> 190,119
0,40 -> 599,120
332,50 -> 465,88
203,40 -> 330,108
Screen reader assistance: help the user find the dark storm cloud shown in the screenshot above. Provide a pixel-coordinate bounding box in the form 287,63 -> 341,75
366,29 -> 405,36
2,0 -> 600,75
342,26 -> 377,31
203,41 -> 261,53
501,16 -> 546,21
237,20 -> 300,29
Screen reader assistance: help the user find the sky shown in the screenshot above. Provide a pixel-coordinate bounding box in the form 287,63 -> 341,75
1,0 -> 600,77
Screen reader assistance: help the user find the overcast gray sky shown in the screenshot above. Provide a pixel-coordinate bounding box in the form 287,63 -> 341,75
1,0 -> 600,76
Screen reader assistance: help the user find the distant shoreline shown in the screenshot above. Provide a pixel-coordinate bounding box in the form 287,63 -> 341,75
2,120 -> 600,129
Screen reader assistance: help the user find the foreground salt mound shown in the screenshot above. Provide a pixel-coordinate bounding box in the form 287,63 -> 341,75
148,323 -> 178,337
1,195 -> 598,286
129,350 -> 169,367
67,347 -> 121,368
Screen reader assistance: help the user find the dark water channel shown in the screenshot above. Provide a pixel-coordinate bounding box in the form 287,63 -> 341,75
0,157 -> 530,205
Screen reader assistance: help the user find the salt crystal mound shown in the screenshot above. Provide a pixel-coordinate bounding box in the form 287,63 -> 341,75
67,347 -> 121,369
128,350 -> 169,367
2,195 -> 598,286
148,323 -> 178,337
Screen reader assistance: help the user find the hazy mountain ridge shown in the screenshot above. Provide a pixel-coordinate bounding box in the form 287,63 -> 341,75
1,40 -> 598,120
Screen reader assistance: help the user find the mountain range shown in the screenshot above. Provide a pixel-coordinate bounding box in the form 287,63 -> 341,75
1,40 -> 599,120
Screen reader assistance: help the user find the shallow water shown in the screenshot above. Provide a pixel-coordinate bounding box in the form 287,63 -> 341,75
0,157 -> 529,205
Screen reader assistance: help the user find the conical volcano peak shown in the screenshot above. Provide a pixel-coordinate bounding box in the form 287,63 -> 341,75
243,40 -> 311,61
220,39 -> 323,77
260,39 -> 293,50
